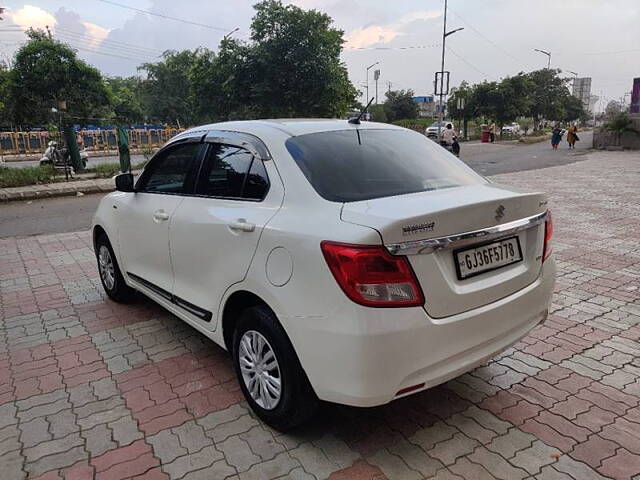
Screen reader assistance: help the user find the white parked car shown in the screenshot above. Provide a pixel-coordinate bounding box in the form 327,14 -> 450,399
425,120 -> 455,139
501,122 -> 521,134
93,119 -> 555,430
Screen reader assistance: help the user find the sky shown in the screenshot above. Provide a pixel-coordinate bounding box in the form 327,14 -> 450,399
1,0 -> 638,112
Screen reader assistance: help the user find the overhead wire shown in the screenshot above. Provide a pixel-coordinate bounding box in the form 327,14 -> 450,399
346,43 -> 441,51
52,32 -> 159,60
1,24 -> 163,57
446,46 -> 490,79
54,26 -> 164,55
448,9 -> 523,67
0,25 -> 160,62
96,0 -> 239,33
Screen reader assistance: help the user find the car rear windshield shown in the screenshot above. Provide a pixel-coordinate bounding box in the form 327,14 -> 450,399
285,129 -> 484,202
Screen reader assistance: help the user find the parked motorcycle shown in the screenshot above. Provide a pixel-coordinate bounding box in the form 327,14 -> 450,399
39,141 -> 88,173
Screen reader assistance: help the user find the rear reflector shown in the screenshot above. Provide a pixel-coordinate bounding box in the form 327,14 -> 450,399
396,383 -> 426,396
543,210 -> 553,262
321,241 -> 425,307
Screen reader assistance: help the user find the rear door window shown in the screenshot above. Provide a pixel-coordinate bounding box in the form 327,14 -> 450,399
285,129 -> 484,202
195,144 -> 269,200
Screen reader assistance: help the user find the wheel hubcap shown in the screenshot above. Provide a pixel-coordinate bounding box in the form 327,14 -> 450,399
98,245 -> 115,291
238,330 -> 282,410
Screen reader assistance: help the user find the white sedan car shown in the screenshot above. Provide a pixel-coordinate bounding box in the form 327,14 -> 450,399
93,119 -> 555,430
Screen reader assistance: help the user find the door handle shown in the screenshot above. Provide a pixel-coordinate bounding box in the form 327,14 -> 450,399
153,210 -> 170,222
229,219 -> 255,232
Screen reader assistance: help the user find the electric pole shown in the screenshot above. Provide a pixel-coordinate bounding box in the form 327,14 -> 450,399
436,0 -> 463,141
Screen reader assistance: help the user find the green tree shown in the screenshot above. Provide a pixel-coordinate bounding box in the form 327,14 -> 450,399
605,113 -> 639,146
383,89 -> 418,122
190,0 -> 357,121
189,39 -> 256,122
247,0 -> 356,117
139,49 -> 202,125
491,74 -> 534,135
519,117 -> 534,135
368,104 -> 388,123
105,76 -> 144,124
560,94 -> 587,123
0,63 -> 9,126
524,69 -> 569,127
447,81 -> 473,123
604,100 -> 623,119
7,29 -> 111,125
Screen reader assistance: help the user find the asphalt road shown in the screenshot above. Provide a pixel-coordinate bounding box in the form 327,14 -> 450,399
459,130 -> 593,175
1,132 -> 593,238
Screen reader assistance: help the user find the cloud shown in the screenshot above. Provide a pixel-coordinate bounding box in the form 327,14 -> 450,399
82,22 -> 110,49
9,5 -> 56,30
344,9 -> 442,49
345,25 -> 399,49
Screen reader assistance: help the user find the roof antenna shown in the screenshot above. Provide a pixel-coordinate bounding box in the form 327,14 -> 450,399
349,97 -> 374,125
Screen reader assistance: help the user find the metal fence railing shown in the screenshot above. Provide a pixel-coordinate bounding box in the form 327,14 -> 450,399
0,129 -> 184,156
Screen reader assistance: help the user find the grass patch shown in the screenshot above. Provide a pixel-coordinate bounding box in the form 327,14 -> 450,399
392,118 -> 436,128
0,165 -> 57,188
89,160 -> 148,178
93,162 -> 124,178
519,133 -> 551,144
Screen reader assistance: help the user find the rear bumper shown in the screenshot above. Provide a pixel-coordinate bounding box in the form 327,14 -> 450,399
283,258 -> 555,407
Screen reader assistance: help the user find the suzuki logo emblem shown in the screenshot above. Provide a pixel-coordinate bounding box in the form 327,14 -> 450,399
495,205 -> 506,221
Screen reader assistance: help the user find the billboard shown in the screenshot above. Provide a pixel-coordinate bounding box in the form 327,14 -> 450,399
572,77 -> 592,112
631,78 -> 640,114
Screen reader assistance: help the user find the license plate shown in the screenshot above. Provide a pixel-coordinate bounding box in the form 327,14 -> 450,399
454,236 -> 522,280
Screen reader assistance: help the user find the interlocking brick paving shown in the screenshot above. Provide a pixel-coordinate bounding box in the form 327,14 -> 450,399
0,150 -> 639,479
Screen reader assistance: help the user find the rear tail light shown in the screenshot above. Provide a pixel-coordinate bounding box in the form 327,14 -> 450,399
320,241 -> 425,307
543,210 -> 553,262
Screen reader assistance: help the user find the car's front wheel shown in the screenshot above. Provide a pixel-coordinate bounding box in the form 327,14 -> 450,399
95,233 -> 135,303
232,305 -> 318,431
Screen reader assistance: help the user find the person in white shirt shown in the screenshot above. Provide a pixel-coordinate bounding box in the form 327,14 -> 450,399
441,124 -> 456,145
440,123 -> 460,156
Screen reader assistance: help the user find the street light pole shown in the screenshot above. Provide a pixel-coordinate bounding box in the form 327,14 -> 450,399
437,0 -> 463,141
223,27 -> 239,40
365,61 -> 380,106
566,70 -> 578,95
534,48 -> 551,69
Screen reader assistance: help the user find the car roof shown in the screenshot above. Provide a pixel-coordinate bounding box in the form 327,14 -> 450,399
178,119 -> 405,139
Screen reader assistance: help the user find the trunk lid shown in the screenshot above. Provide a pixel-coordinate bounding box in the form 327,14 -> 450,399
341,183 -> 548,318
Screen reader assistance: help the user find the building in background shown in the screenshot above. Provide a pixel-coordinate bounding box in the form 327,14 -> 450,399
412,96 -> 436,118
572,77 -> 592,113
631,78 -> 640,114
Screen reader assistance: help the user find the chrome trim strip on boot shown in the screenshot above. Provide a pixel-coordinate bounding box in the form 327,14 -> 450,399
386,211 -> 548,256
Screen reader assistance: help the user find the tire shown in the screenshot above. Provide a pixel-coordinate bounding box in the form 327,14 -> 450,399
232,305 -> 318,431
95,233 -> 135,303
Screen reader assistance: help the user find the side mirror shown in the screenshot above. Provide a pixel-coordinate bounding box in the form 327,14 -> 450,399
115,173 -> 135,192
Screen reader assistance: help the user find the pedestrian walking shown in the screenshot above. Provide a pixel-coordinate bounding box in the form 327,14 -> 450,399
489,122 -> 496,143
566,124 -> 579,149
551,125 -> 563,150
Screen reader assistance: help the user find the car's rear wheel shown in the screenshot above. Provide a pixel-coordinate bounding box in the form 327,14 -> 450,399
95,233 -> 135,303
232,305 -> 318,431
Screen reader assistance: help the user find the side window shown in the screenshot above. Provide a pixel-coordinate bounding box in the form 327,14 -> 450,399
197,144 -> 252,198
243,158 -> 270,200
137,143 -> 200,194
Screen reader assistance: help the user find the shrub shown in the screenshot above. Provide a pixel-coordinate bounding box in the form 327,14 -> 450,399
0,165 -> 57,188
94,162 -> 123,178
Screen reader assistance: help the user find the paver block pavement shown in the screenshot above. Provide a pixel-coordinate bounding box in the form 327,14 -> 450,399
0,150 -> 639,479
